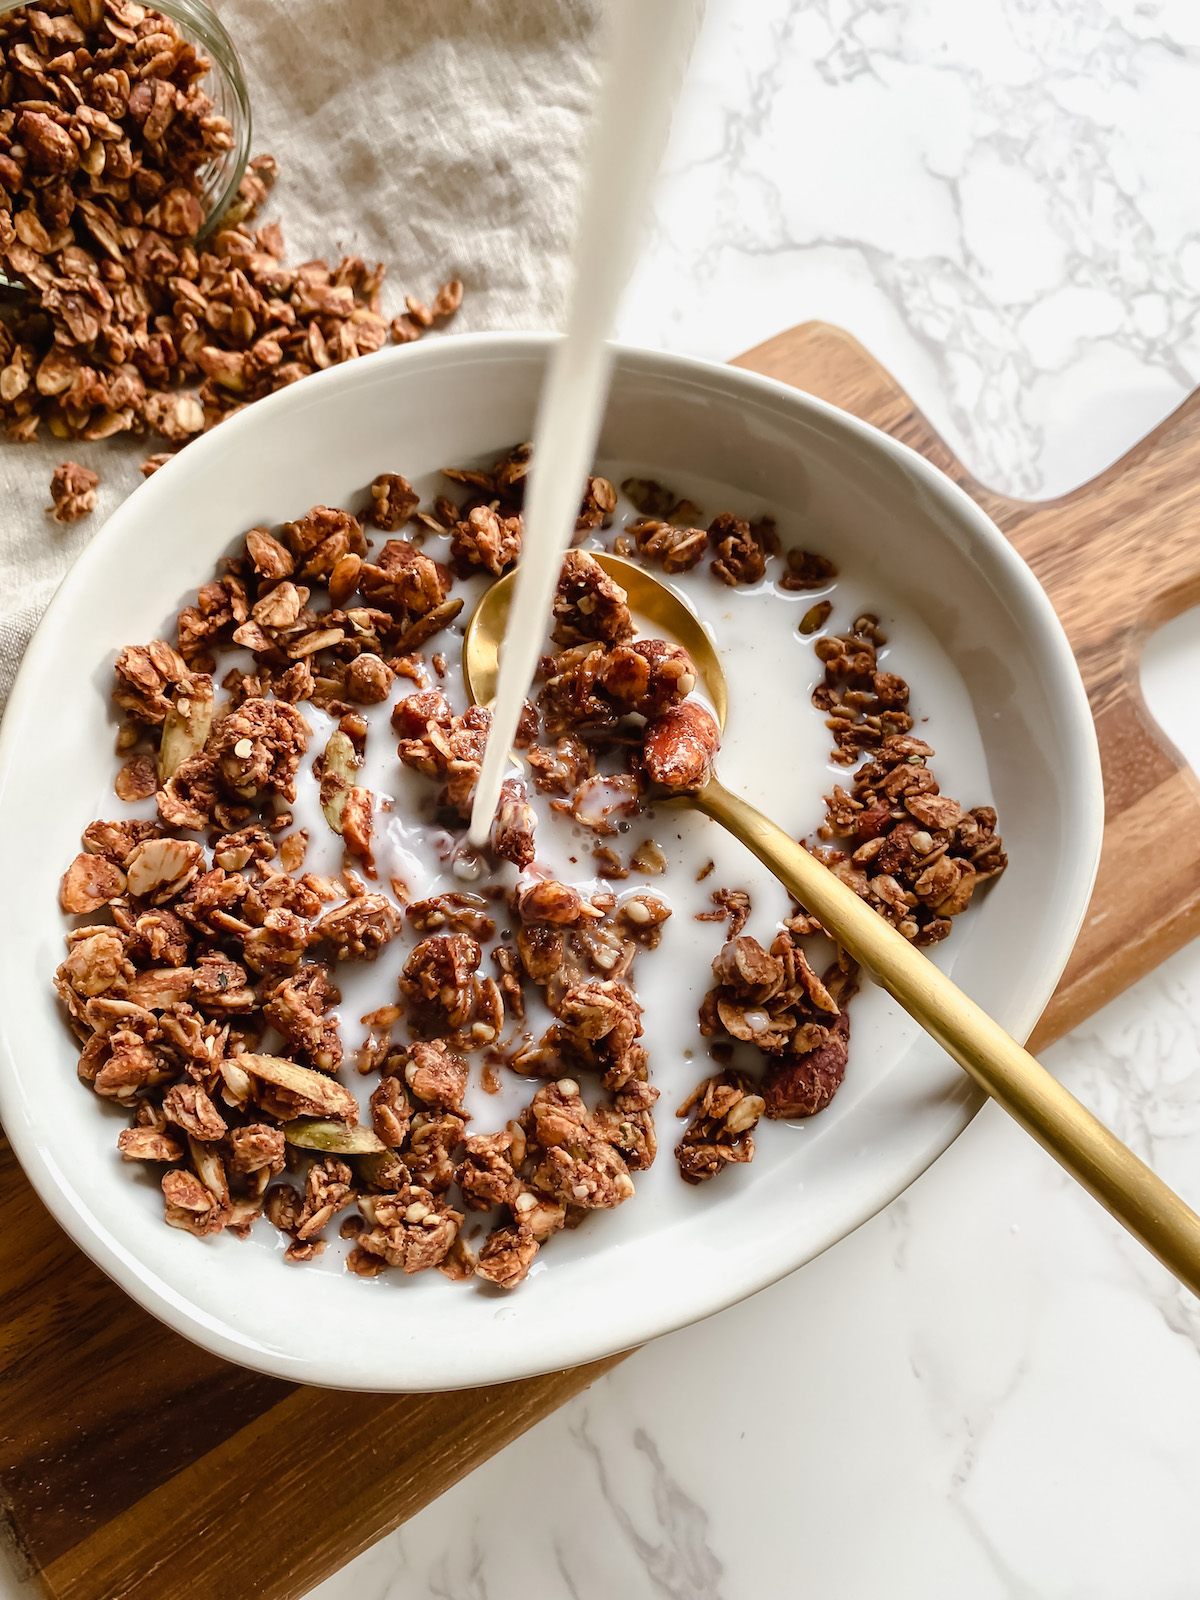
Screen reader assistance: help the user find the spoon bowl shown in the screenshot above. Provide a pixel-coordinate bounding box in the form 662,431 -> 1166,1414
463,550 -> 728,730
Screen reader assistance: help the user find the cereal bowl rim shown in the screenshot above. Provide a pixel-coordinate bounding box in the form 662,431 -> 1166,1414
0,333 -> 1104,1390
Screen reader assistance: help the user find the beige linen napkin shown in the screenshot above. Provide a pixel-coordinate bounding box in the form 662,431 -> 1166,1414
0,0 -> 600,716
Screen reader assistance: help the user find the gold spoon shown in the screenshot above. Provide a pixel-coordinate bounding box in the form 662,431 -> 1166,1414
465,551 -> 1200,1297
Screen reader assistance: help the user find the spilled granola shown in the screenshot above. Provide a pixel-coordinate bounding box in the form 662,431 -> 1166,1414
0,2 -> 463,451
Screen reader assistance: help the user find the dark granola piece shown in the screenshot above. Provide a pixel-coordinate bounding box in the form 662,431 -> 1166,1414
60,853 -> 126,915
266,1157 -> 357,1260
526,734 -> 594,795
311,894 -> 398,962
591,1079 -> 659,1171
396,703 -> 491,815
262,964 -> 342,1073
399,935 -> 501,1047
812,615 -> 916,766
47,461 -> 99,522
694,888 -> 752,937
630,518 -> 707,573
699,931 -> 847,1059
709,512 -> 768,586
342,653 -> 392,705
442,441 -> 529,506
360,538 -> 450,617
475,1222 -> 539,1288
367,473 -> 419,530
450,504 -> 523,577
245,528 -> 295,581
812,730 -> 1006,942
112,641 -> 192,725
162,1082 -> 227,1141
514,1079 -> 638,1212
406,894 -> 496,940
779,549 -> 837,591
537,637 -> 695,738
391,688 -> 452,739
228,1124 -> 286,1177
553,979 -> 647,1090
529,1123 -> 635,1210
675,1069 -> 764,1183
406,1112 -> 468,1193
208,697 -> 309,804
576,476 -> 617,532
212,824 -> 276,872
403,1039 -> 469,1113
515,879 -> 598,927
457,1130 -> 520,1211
761,1011 -> 851,1119
127,907 -> 191,967
551,551 -> 633,646
492,778 -> 536,867
491,944 -> 525,1021
283,506 -> 368,581
163,1168 -> 229,1238
370,1076 -> 413,1148
118,1128 -> 184,1163
353,1187 -> 463,1274
115,755 -> 159,803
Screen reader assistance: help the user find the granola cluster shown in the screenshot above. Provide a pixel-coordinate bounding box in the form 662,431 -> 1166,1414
617,474 -> 832,593
0,1 -> 462,451
56,449 -> 1008,1280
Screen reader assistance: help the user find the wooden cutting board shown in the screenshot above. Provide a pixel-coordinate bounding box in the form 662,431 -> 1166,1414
4,321 -> 1199,1600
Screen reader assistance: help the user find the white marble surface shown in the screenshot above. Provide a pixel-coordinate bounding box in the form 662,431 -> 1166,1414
7,1 -> 1200,1595
304,3 -> 1200,1598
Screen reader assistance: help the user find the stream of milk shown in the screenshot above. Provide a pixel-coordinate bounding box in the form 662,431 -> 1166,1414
468,0 -> 698,841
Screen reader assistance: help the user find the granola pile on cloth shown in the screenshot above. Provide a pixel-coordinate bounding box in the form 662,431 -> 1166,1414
0,0 -> 605,713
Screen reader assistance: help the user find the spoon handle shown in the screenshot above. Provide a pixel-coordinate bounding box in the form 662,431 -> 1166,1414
693,775 -> 1200,1298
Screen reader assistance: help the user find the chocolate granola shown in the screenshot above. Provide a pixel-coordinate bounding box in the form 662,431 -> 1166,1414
55,449 -> 1005,1284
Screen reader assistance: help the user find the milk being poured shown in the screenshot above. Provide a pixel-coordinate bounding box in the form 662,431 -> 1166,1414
468,0 -> 700,842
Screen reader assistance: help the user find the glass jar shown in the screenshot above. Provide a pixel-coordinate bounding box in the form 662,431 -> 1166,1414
0,0 -> 252,237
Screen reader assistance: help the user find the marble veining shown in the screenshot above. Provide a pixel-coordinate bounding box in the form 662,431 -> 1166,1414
619,0 -> 1200,500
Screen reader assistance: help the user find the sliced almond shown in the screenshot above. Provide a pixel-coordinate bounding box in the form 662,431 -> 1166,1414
320,729 -> 358,835
188,1134 -> 230,1206
127,967 -> 194,1010
60,852 -> 126,914
125,837 -> 204,903
217,1056 -> 254,1107
238,1054 -> 358,1119
158,674 -> 214,783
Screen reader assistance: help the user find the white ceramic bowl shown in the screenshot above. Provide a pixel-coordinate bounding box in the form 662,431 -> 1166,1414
0,335 -> 1102,1391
